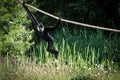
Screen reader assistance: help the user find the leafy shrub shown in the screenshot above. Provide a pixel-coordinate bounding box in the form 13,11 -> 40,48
0,1 -> 33,56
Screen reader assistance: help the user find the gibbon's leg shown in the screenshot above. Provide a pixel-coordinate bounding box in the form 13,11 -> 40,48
42,32 -> 58,59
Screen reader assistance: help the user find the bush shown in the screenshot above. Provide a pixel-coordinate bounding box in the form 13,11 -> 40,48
0,1 -> 33,56
0,24 -> 33,56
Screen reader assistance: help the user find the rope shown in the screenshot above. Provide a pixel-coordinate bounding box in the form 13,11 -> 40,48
19,0 -> 120,33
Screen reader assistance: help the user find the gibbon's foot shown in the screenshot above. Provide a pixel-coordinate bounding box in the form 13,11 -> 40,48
47,48 -> 59,59
54,51 -> 59,59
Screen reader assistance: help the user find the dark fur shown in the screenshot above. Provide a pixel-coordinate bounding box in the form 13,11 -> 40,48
23,2 -> 61,58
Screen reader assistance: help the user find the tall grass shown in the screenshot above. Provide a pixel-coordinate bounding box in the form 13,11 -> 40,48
0,26 -> 120,80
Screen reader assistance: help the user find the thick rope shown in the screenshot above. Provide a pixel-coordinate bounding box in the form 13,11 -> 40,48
19,0 -> 120,33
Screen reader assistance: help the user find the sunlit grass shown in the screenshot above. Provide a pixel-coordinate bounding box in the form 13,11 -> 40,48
0,55 -> 120,80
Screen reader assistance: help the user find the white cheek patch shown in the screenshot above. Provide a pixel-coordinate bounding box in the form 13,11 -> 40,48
41,27 -> 44,32
37,27 -> 44,32
37,27 -> 40,31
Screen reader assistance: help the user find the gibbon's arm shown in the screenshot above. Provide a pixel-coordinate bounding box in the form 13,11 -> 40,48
22,2 -> 39,26
45,19 -> 61,32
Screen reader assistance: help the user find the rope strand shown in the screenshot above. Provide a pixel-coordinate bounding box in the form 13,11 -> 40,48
19,0 -> 120,33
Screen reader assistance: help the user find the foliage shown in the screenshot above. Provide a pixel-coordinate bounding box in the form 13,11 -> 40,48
0,0 -> 120,80
33,0 -> 120,29
0,48 -> 120,80
0,0 -> 33,56
24,0 -> 120,64
1,24 -> 32,56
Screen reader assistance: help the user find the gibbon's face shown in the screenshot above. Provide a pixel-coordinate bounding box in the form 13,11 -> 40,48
37,23 -> 44,32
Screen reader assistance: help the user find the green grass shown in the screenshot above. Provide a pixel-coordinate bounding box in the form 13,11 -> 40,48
0,27 -> 120,80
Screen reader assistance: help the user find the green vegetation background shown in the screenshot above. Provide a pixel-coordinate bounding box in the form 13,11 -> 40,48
0,0 -> 120,80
